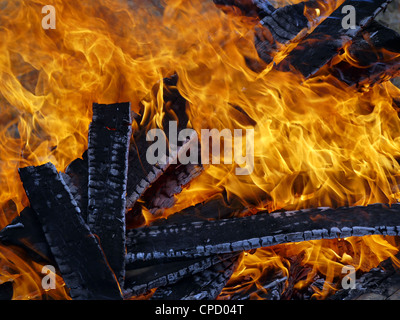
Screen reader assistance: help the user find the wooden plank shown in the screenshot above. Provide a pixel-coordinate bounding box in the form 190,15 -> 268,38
123,253 -> 237,297
87,102 -> 132,284
329,21 -> 400,88
126,203 -> 400,264
19,163 -> 122,300
277,0 -> 393,77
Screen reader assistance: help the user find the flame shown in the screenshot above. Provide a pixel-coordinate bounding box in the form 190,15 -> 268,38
1,0 -> 400,299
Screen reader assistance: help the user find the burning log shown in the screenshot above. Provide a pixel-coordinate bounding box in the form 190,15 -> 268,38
87,102 -> 132,284
329,21 -> 400,89
213,0 -> 275,18
251,1 -> 318,68
222,274 -> 287,300
18,163 -> 122,300
140,162 -> 204,216
151,254 -> 240,300
277,0 -> 393,78
329,252 -> 400,300
126,203 -> 400,264
126,76 -> 202,212
123,253 -> 237,298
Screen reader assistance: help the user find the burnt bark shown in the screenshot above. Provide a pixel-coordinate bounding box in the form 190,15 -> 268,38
126,76 -> 189,209
18,163 -> 122,300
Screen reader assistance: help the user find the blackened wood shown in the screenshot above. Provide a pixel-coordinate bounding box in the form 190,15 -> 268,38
126,203 -> 400,264
329,21 -> 400,88
0,207 -> 53,263
252,1 -> 311,65
213,0 -> 275,18
140,159 -> 203,216
150,191 -> 248,226
18,163 -> 122,300
123,253 -> 236,298
126,76 -> 190,209
62,151 -> 89,222
277,0 -> 393,78
126,125 -> 163,209
219,269 -> 286,300
329,252 -> 400,300
151,255 -> 240,300
87,102 -> 132,284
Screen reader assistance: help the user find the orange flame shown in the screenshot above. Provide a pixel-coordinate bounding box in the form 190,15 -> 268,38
1,0 -> 400,299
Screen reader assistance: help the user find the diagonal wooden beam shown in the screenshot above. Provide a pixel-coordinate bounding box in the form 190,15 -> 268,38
277,0 -> 393,78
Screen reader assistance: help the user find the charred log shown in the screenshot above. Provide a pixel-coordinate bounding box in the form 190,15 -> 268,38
140,162 -> 203,216
18,163 -> 122,300
61,151 -> 89,222
329,252 -> 400,300
126,203 -> 400,264
123,253 -> 237,297
126,76 -> 202,213
0,282 -> 13,300
151,254 -> 240,300
277,0 -> 393,78
329,21 -> 400,89
87,102 -> 132,284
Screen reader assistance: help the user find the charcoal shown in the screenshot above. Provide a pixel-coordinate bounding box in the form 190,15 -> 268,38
329,21 -> 400,88
19,163 -> 122,300
277,0 -> 393,78
123,253 -> 237,297
126,203 -> 400,264
329,252 -> 400,300
0,207 -> 53,263
62,150 -> 89,222
126,76 -> 196,210
151,254 -> 240,300
87,102 -> 132,284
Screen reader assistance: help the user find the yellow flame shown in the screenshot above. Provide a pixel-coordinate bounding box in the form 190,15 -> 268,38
1,0 -> 400,299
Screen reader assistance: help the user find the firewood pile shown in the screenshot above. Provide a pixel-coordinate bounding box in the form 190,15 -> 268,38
1,0 -> 400,300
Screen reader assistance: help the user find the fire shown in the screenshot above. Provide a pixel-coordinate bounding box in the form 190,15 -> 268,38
0,0 -> 400,299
